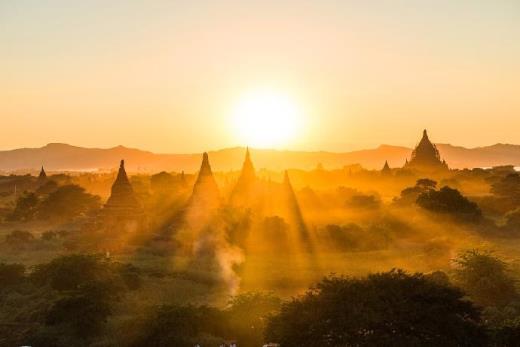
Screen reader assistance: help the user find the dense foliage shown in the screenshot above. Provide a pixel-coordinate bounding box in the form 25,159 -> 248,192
266,270 -> 486,347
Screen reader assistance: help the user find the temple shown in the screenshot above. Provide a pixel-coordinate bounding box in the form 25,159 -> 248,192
189,152 -> 220,209
230,148 -> 257,206
37,166 -> 47,184
381,161 -> 391,175
404,129 -> 448,172
101,160 -> 144,231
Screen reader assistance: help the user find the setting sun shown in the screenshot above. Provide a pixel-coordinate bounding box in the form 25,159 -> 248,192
231,90 -> 303,148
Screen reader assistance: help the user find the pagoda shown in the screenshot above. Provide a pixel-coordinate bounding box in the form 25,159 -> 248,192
179,152 -> 221,234
101,160 -> 144,229
381,161 -> 391,175
189,152 -> 220,209
37,166 -> 47,184
229,148 -> 257,206
404,130 -> 448,171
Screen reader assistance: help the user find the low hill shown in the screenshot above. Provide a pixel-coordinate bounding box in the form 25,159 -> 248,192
0,143 -> 519,173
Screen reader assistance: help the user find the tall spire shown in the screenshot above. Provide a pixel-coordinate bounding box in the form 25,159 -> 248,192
101,159 -> 145,233
198,152 -> 213,178
230,148 -> 257,206
238,148 -> 256,184
38,166 -> 47,183
381,160 -> 391,175
191,152 -> 220,201
105,159 -> 140,211
243,147 -> 255,177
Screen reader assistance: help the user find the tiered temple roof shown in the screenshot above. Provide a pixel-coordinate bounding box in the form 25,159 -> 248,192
103,160 -> 142,216
230,148 -> 257,205
381,160 -> 391,175
405,129 -> 448,171
189,152 -> 220,207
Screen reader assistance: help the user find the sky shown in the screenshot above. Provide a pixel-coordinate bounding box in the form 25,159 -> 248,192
1,0 -> 519,153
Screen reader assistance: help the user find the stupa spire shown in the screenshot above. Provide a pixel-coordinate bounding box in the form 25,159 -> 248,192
101,159 -> 145,233
191,152 -> 220,200
38,166 -> 47,182
105,159 -> 140,210
381,160 -> 391,175
230,148 -> 257,206
198,152 -> 213,178
405,129 -> 448,171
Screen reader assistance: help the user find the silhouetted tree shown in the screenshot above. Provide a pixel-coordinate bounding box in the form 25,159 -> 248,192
395,178 -> 437,205
416,186 -> 482,222
346,194 -> 381,209
4,229 -> 35,249
31,254 -> 114,292
452,250 -> 518,307
491,173 -> 520,201
226,292 -> 281,346
417,178 -> 437,190
7,192 -> 39,221
266,270 -> 486,347
38,184 -> 100,221
45,292 -> 111,339
35,180 -> 58,196
0,263 -> 25,289
131,305 -> 226,347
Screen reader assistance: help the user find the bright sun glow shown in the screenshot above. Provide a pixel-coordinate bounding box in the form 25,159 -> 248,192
232,90 -> 303,148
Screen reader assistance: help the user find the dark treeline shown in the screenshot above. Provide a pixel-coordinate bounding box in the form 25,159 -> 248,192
1,251 -> 520,346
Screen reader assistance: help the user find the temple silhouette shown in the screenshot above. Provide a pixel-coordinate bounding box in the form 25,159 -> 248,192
100,160 -> 145,232
80,130 -> 451,245
229,148 -> 257,207
404,129 -> 448,172
189,152 -> 220,210
381,160 -> 391,175
37,166 -> 47,186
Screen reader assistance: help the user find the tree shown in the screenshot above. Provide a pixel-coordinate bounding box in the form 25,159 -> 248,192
38,184 -> 100,221
266,270 -> 486,347
226,292 -> 281,347
7,192 -> 39,221
35,180 -> 58,196
416,178 -> 437,190
45,293 -> 111,339
31,254 -> 111,291
452,250 -> 518,307
28,254 -> 140,344
346,194 -> 381,209
395,178 -> 436,205
0,263 -> 25,288
4,229 -> 35,249
491,173 -> 520,201
131,305 -> 226,347
416,186 -> 482,222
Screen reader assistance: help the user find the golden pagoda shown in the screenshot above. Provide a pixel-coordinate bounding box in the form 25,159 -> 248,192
404,130 -> 448,172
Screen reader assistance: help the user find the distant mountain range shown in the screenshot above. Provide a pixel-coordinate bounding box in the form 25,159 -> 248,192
1,143 -> 520,173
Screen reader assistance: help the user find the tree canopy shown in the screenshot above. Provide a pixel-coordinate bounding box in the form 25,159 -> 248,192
266,270 -> 486,347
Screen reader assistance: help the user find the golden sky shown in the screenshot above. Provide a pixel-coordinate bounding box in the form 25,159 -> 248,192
1,1 -> 519,152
